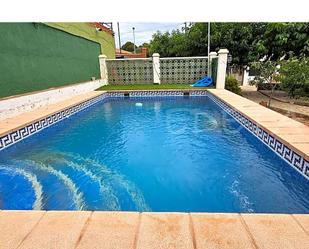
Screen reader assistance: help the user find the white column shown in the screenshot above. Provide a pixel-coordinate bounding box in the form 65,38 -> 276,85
152,53 -> 161,84
242,66 -> 250,86
208,51 -> 217,77
98,54 -> 108,82
216,49 -> 229,89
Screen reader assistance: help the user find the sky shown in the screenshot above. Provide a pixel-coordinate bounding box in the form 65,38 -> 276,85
112,22 -> 184,48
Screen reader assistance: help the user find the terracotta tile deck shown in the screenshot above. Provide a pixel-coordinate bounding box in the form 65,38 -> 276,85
0,211 -> 308,249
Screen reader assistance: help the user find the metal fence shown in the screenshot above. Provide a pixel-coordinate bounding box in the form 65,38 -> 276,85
106,58 -> 153,84
159,57 -> 208,84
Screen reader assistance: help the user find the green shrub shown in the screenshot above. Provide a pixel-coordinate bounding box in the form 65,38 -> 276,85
279,57 -> 309,98
225,76 -> 242,95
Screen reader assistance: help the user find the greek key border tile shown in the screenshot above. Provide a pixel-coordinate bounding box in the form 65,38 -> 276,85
189,90 -> 208,96
207,92 -> 309,180
106,90 -> 208,98
0,93 -> 109,151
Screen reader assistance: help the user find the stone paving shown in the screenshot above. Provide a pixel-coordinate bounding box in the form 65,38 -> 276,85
0,211 -> 309,249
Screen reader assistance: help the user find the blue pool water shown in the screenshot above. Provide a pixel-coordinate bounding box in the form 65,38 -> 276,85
0,96 -> 308,213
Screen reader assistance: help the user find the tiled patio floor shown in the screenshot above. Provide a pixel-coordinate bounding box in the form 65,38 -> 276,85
0,211 -> 308,249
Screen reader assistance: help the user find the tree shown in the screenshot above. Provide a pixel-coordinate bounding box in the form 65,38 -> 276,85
136,42 -> 150,55
121,41 -> 137,52
140,42 -> 150,49
148,22 -> 309,65
279,57 -> 309,98
249,61 -> 280,106
251,23 -> 309,61
149,31 -> 173,57
149,23 -> 265,63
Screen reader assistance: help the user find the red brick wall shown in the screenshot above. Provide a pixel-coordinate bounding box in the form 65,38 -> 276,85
116,48 -> 148,58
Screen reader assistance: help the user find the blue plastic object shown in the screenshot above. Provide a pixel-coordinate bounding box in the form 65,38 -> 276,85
192,76 -> 213,87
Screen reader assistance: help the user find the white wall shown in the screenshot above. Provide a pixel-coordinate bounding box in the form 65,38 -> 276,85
0,79 -> 107,121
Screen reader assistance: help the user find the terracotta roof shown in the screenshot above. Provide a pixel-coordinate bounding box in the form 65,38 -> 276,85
115,48 -> 133,55
91,23 -> 114,35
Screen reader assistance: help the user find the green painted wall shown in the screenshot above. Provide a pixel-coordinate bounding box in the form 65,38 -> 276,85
0,23 -> 101,98
45,23 -> 116,59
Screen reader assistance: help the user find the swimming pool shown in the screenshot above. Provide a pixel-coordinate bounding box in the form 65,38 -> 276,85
0,93 -> 308,213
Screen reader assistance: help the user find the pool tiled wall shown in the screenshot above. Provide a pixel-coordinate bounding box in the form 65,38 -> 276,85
0,89 -> 308,180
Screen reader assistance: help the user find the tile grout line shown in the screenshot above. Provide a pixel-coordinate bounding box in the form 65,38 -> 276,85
291,214 -> 309,237
15,211 -> 47,249
188,213 -> 197,249
73,211 -> 93,249
239,214 -> 259,249
133,212 -> 142,249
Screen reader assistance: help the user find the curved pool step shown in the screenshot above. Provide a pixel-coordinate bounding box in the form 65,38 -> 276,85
62,152 -> 150,211
26,150 -> 150,211
11,159 -> 84,210
0,165 -> 43,210
2,150 -> 150,211
25,160 -> 85,210
30,155 -> 121,210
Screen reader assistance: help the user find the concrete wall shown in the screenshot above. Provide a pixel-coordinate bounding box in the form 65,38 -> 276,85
0,79 -> 107,121
45,23 -> 116,59
0,23 -> 102,98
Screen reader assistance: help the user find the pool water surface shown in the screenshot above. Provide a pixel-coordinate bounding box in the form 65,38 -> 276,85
0,96 -> 308,213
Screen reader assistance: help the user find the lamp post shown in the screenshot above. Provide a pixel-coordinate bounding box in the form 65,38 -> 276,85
117,22 -> 122,54
207,22 -> 210,75
227,54 -> 232,75
132,27 -> 136,54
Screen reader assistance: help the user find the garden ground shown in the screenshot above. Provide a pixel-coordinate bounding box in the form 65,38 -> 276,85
241,86 -> 309,126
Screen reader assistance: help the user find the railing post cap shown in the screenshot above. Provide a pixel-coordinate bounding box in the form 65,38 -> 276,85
99,54 -> 107,58
209,52 -> 217,56
152,53 -> 160,57
218,49 -> 229,54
